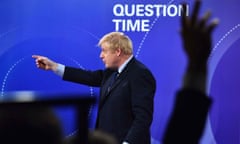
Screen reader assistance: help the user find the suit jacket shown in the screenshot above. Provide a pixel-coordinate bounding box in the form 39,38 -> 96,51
63,57 -> 156,144
163,88 -> 212,144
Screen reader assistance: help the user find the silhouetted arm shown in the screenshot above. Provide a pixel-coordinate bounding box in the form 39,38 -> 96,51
163,0 -> 218,143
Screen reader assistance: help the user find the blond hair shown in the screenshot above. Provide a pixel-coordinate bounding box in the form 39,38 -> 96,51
98,32 -> 133,55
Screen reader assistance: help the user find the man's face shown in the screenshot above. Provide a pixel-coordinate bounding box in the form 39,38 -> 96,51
99,42 -> 119,69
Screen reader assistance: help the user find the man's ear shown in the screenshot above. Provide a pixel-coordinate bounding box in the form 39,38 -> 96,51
116,48 -> 121,56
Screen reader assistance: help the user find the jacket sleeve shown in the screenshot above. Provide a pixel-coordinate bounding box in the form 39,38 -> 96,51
163,88 -> 212,144
125,69 -> 156,144
63,66 -> 104,87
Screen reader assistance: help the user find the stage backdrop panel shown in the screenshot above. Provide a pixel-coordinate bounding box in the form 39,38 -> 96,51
0,0 -> 240,143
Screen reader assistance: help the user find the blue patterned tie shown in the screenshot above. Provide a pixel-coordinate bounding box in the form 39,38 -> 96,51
107,72 -> 118,92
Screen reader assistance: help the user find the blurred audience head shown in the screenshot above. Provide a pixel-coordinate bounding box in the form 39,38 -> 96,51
0,106 -> 63,144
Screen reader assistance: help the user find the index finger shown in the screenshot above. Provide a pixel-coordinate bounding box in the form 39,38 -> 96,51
32,55 -> 42,59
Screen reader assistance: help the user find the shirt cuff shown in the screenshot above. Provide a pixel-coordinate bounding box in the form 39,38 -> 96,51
54,63 -> 65,77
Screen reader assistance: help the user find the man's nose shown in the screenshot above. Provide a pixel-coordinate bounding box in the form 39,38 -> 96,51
99,52 -> 103,59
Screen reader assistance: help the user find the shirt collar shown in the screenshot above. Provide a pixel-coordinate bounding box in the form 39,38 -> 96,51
118,55 -> 133,73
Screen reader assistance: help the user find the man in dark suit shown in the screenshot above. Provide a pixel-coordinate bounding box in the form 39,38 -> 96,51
33,32 -> 156,144
163,0 -> 218,143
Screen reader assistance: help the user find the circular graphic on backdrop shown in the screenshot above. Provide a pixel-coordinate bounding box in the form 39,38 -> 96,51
209,37 -> 240,144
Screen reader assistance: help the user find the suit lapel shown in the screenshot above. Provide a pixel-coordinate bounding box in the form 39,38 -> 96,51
99,58 -> 135,109
99,68 -> 128,109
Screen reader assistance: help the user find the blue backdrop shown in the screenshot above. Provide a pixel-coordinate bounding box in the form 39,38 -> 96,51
1,0 -> 240,143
